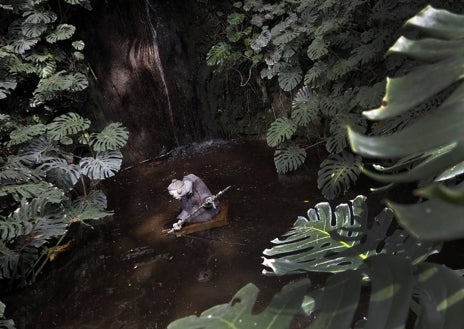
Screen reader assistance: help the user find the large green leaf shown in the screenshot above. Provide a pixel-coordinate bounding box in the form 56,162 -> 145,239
414,262 -> 464,329
167,279 -> 310,329
89,122 -> 129,151
262,195 -> 436,275
273,145 -> 306,174
387,197 -> 464,241
310,270 -> 362,328
363,255 -> 414,329
45,24 -> 76,43
79,150 -> 122,179
46,112 -> 90,141
362,6 -> 464,121
39,158 -> 81,189
317,151 -> 361,200
266,117 -> 297,147
7,124 -> 46,146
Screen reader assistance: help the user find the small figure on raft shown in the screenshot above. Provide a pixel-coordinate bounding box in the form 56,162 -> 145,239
166,174 -> 230,234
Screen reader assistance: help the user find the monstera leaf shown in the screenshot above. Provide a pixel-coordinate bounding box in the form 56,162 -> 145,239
46,112 -> 90,141
262,195 -> 437,275
274,145 -> 306,174
347,6 -> 464,241
317,151 -> 361,200
89,122 -> 129,151
0,300 -> 16,328
206,42 -> 232,66
19,137 -> 56,163
39,158 -> 81,189
277,65 -> 302,91
7,124 -> 46,146
169,254 -> 464,329
0,181 -> 53,202
45,24 -> 75,43
266,117 -> 297,147
69,189 -> 112,223
167,279 -> 310,329
79,150 -> 122,179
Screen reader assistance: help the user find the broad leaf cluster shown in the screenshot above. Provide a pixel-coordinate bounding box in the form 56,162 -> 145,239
348,6 -> 464,241
0,112 -> 128,283
171,6 -> 464,329
207,0 -> 464,199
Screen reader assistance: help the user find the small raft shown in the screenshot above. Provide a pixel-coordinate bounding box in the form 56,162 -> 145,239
163,200 -> 229,237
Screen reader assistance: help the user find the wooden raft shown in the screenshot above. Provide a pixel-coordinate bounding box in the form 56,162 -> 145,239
163,200 -> 229,237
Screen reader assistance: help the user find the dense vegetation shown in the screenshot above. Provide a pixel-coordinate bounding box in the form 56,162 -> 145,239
0,1 -> 128,326
2,0 -> 464,328
168,5 -> 464,329
207,0 -> 464,200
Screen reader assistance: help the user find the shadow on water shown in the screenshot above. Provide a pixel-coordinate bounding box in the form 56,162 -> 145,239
4,139 -> 368,329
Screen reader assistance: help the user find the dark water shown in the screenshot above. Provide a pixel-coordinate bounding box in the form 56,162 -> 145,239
4,139 -> 364,329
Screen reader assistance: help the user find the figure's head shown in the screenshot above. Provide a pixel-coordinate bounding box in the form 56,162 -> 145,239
167,179 -> 192,199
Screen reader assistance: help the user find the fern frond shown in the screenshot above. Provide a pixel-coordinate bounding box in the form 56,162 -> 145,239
317,151 -> 362,199
46,112 -> 90,141
274,145 -> 306,174
89,122 -> 129,151
7,123 -> 46,146
79,150 -> 123,179
266,117 -> 297,147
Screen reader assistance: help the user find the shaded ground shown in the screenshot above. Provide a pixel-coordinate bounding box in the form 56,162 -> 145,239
4,139 -> 373,329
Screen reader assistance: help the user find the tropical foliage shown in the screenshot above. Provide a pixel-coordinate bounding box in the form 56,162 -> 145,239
169,6 -> 464,329
0,112 -> 128,283
348,5 -> 464,241
0,1 -> 126,326
207,0 -> 464,199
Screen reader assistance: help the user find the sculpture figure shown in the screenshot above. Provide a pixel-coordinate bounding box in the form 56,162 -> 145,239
167,174 -> 220,227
